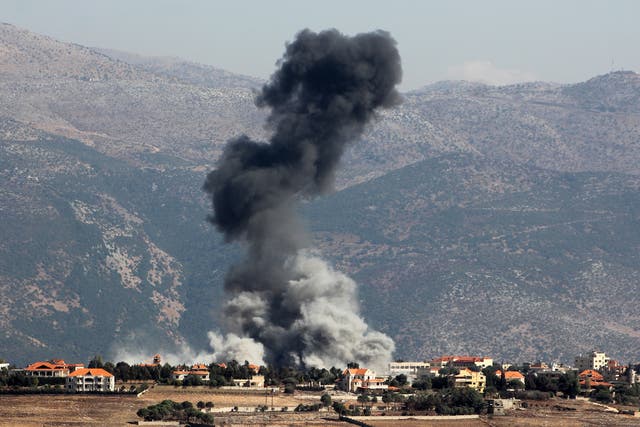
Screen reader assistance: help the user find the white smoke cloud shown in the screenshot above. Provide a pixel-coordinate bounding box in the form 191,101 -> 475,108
111,332 -> 265,366
214,251 -> 394,372
206,332 -> 265,365
447,60 -> 537,86
284,253 -> 394,372
113,251 -> 393,372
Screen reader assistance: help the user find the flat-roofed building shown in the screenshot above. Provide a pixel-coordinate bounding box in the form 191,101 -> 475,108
574,351 -> 609,371
453,368 -> 486,392
388,361 -> 431,383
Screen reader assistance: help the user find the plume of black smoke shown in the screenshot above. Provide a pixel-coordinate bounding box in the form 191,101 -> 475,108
203,29 -> 402,369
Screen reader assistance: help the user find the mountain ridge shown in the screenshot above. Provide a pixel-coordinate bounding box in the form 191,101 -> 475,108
1,23 -> 640,365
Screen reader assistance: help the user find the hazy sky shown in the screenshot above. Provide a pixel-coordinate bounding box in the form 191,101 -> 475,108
3,0 -> 639,90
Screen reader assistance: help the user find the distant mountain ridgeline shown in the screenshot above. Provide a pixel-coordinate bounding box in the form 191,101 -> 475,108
1,22 -> 640,364
0,128 -> 234,364
307,153 -> 640,362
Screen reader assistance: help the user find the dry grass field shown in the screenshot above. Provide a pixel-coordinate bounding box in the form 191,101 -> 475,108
140,384 -> 315,408
1,388 -> 639,426
0,394 -> 140,426
0,385 -> 335,426
487,398 -> 640,427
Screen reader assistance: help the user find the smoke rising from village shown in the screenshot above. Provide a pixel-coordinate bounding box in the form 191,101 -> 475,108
203,29 -> 402,370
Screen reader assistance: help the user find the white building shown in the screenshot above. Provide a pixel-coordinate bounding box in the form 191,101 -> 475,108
574,351 -> 610,371
342,368 -> 388,393
388,361 -> 431,384
66,368 -> 115,392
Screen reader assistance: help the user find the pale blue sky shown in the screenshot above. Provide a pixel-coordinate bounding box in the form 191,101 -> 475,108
3,0 -> 639,90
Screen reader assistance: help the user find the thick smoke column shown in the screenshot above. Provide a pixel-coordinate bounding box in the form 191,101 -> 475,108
204,29 -> 402,369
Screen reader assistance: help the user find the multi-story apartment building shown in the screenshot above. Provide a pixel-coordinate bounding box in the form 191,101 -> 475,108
453,368 -> 486,393
574,351 -> 610,371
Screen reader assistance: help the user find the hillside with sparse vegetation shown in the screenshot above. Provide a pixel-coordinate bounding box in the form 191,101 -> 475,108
2,22 -> 640,365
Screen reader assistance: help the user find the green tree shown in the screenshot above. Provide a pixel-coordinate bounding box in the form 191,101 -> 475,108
357,394 -> 369,407
332,402 -> 347,415
320,393 -> 332,407
88,355 -> 104,369
103,361 -> 115,375
200,412 -> 214,424
182,374 -> 203,387
558,371 -> 580,398
594,388 -> 612,403
394,374 -> 408,387
114,361 -> 130,382
412,375 -> 432,390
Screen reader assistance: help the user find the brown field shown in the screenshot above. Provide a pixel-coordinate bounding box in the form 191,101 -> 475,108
0,394 -> 140,426
367,421 -> 485,427
1,388 -> 639,427
140,384 -> 316,408
486,398 -> 640,426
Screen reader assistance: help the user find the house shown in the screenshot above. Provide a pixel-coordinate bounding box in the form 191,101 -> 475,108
602,359 -> 627,382
138,354 -> 162,368
574,351 -> 610,371
66,368 -> 115,392
578,369 -> 613,390
453,368 -> 486,392
24,359 -> 84,378
528,361 -> 549,372
550,362 -> 573,373
487,398 -> 523,415
171,363 -> 210,382
342,368 -> 388,393
232,375 -> 264,388
495,370 -> 526,386
431,355 -> 493,370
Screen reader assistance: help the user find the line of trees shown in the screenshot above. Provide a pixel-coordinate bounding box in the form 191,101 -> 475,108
136,400 -> 213,424
75,356 -> 344,390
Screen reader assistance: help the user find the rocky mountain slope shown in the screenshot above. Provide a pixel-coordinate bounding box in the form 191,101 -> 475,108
307,153 -> 640,362
1,23 -> 640,365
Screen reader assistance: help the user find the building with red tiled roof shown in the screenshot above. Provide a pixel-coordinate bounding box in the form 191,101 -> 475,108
66,368 -> 114,392
431,355 -> 493,370
172,364 -> 210,382
25,359 -> 84,378
138,354 -> 162,368
341,368 -> 388,393
495,370 -> 526,385
578,369 -> 613,390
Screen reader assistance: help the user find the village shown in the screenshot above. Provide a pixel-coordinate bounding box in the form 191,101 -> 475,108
2,350 -> 640,425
